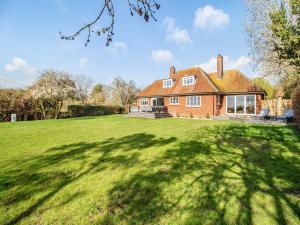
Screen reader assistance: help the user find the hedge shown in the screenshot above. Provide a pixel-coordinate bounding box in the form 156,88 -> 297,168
67,105 -> 125,118
292,83 -> 300,129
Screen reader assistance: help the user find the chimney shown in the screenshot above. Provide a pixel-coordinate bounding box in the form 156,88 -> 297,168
217,54 -> 223,80
170,66 -> 176,78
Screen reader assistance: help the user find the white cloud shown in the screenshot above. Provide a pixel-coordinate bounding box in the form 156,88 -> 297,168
79,57 -> 88,69
106,41 -> 128,54
5,57 -> 37,76
151,49 -> 173,63
163,17 -> 192,44
194,5 -> 230,31
197,55 -> 252,73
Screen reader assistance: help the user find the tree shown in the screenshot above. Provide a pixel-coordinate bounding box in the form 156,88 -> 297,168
0,89 -> 37,121
278,72 -> 300,98
74,74 -> 94,102
60,0 -> 160,46
111,77 -> 137,107
91,83 -> 107,104
253,78 -> 275,99
29,70 -> 76,119
245,0 -> 300,77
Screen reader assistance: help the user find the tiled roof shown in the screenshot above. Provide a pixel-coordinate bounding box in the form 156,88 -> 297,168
208,70 -> 264,93
137,67 -> 265,97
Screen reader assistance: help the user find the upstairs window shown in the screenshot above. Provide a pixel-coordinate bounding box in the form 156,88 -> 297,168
182,76 -> 195,86
140,98 -> 149,106
163,79 -> 173,88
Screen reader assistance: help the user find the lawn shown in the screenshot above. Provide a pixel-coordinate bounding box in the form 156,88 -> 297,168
0,116 -> 300,225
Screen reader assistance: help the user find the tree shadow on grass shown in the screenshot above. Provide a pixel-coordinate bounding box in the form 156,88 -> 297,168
101,124 -> 300,225
0,133 -> 176,225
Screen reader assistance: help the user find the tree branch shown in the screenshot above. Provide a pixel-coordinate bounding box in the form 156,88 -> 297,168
60,0 -> 160,47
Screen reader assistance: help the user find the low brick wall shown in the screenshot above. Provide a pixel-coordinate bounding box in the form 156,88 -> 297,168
262,99 -> 292,116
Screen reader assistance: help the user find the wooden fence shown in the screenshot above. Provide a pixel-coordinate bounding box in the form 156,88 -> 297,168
262,99 -> 292,116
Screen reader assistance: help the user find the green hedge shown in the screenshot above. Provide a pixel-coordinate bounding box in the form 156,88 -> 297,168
67,105 -> 125,118
292,83 -> 300,129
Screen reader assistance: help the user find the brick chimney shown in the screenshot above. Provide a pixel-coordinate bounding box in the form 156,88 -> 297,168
170,66 -> 176,78
217,54 -> 223,80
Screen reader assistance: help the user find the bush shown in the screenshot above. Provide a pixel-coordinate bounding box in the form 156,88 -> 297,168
292,83 -> 300,128
67,105 -> 125,118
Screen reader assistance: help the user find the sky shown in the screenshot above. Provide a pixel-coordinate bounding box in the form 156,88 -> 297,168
0,0 -> 255,88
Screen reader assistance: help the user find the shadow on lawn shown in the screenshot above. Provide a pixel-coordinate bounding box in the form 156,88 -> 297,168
0,133 -> 176,225
1,124 -> 300,225
101,124 -> 300,225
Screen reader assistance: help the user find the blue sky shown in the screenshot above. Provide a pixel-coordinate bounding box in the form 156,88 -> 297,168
0,0 -> 254,88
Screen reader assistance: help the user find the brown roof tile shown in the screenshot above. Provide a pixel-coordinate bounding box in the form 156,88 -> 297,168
137,67 -> 265,97
208,70 -> 265,93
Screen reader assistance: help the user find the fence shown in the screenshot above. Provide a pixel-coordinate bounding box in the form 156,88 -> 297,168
262,99 -> 292,116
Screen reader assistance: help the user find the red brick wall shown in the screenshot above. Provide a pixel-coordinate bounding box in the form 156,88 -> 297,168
164,95 -> 217,118
136,94 -> 263,116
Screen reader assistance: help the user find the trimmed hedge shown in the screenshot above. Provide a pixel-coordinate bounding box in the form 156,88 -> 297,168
67,105 -> 125,118
292,83 -> 300,128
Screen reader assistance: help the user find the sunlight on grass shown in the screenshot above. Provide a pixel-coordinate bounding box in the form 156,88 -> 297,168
0,116 -> 299,225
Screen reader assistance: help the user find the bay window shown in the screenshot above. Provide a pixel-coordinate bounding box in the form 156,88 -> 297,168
226,95 -> 256,114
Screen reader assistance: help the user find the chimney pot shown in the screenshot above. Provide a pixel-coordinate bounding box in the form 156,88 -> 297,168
170,66 -> 176,78
217,54 -> 223,79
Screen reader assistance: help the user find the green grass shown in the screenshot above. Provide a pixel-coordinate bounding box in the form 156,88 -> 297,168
0,116 -> 300,225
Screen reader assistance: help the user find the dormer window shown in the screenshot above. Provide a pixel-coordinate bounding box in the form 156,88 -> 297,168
163,79 -> 173,88
182,76 -> 195,86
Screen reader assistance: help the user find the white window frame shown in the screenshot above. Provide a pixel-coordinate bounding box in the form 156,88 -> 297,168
140,98 -> 149,106
186,96 -> 201,107
170,97 -> 179,105
226,95 -> 256,115
163,79 -> 173,88
182,76 -> 195,86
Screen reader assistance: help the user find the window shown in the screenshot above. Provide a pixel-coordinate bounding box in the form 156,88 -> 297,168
236,96 -> 245,114
140,98 -> 149,106
246,96 -> 255,114
170,97 -> 179,105
186,96 -> 201,107
227,96 -> 235,113
182,76 -> 195,86
226,95 -> 256,114
163,79 -> 173,88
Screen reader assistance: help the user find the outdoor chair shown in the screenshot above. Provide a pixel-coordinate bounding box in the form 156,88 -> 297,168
276,109 -> 294,122
253,108 -> 270,120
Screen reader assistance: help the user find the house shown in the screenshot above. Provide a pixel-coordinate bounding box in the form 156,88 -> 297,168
136,55 -> 266,118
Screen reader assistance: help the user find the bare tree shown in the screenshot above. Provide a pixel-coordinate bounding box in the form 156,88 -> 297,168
111,76 -> 137,107
60,0 -> 160,47
74,74 -> 94,102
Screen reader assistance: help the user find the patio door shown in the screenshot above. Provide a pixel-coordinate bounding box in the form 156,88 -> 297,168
151,98 -> 164,106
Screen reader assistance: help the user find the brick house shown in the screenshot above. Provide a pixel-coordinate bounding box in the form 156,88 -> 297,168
136,55 -> 266,117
